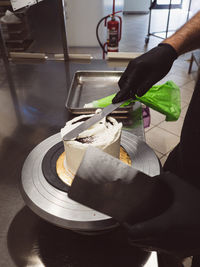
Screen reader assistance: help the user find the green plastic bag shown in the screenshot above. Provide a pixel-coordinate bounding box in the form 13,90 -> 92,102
84,93 -> 133,108
136,81 -> 181,121
84,81 -> 181,121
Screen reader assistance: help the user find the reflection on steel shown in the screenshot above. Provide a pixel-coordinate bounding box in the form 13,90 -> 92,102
7,207 -> 156,267
0,23 -> 21,122
21,131 -> 160,232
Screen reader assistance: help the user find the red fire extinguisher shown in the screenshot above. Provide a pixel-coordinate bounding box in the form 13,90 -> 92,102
96,1 -> 122,59
107,15 -> 122,53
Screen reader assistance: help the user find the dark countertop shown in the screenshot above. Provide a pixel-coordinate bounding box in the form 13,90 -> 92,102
0,59 -> 149,267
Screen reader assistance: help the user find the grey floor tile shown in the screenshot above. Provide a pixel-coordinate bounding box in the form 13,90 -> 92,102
160,73 -> 192,87
180,87 -> 194,104
145,123 -> 155,132
145,127 -> 179,154
170,67 -> 190,80
154,150 -> 164,159
181,79 -> 196,91
149,109 -> 166,126
180,105 -> 189,119
158,117 -> 184,137
170,65 -> 194,80
174,56 -> 192,70
160,155 -> 168,166
181,100 -> 188,109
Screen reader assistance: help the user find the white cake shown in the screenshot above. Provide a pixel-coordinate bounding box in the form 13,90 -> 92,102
60,111 -> 122,175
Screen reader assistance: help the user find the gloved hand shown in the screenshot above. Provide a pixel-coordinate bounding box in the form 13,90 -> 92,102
123,172 -> 200,257
112,43 -> 178,103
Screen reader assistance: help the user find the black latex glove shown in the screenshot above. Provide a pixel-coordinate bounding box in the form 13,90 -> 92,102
123,172 -> 200,257
112,43 -> 178,103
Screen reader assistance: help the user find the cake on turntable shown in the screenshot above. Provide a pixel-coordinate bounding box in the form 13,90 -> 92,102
21,102 -> 160,232
21,130 -> 160,232
58,111 -> 134,187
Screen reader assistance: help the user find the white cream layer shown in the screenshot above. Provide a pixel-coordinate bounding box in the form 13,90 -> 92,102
60,111 -> 122,175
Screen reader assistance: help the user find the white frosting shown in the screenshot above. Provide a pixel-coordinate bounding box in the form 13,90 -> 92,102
60,111 -> 122,175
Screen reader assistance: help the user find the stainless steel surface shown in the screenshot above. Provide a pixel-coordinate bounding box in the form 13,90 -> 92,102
0,58 -> 153,266
66,70 -> 133,114
63,100 -> 125,140
7,206 -> 157,267
0,23 -> 21,122
21,131 -> 160,231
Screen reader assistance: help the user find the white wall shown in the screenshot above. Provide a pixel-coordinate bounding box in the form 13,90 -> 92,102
123,0 -> 149,13
65,0 -> 104,47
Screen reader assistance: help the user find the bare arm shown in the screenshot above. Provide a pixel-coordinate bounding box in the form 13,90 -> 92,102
163,11 -> 200,56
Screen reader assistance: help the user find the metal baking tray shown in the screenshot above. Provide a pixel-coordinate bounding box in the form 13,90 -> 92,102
66,71 -> 133,114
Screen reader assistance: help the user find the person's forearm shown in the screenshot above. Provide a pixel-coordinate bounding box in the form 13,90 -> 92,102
162,11 -> 200,56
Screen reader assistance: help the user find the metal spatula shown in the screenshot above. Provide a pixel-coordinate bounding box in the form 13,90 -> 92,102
63,100 -> 126,141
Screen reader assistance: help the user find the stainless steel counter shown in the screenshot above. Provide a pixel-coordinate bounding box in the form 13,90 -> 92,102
0,59 -> 157,266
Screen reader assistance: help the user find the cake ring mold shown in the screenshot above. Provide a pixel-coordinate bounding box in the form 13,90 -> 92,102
21,131 -> 160,232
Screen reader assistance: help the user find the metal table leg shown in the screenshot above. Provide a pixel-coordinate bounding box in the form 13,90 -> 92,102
57,0 -> 69,61
186,0 -> 192,22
